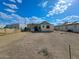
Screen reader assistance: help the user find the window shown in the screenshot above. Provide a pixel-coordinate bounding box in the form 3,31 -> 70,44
42,25 -> 44,28
39,26 -> 41,29
46,25 -> 50,29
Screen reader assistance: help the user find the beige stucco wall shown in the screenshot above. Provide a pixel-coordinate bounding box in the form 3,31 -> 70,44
73,24 -> 79,32
55,24 -> 79,32
40,25 -> 54,31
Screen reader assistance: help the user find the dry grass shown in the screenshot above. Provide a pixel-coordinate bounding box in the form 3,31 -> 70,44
0,29 -> 21,36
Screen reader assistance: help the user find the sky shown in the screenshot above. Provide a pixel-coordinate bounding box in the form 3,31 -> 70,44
0,0 -> 79,25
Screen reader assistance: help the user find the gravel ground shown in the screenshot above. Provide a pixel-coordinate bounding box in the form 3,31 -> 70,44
0,31 -> 79,59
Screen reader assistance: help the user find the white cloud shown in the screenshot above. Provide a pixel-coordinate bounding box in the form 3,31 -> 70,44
62,15 -> 79,22
11,14 -> 28,24
9,0 -> 22,3
11,15 -> 45,24
16,0 -> 22,3
25,17 -> 30,24
47,0 -> 73,17
0,12 -> 16,24
3,2 -> 18,9
38,1 -> 48,8
29,16 -> 45,24
0,12 -> 45,25
9,0 -> 16,3
0,12 -> 13,19
55,15 -> 79,25
42,1 -> 48,8
11,14 -> 24,20
55,19 -> 66,25
4,8 -> 16,13
0,12 -> 24,24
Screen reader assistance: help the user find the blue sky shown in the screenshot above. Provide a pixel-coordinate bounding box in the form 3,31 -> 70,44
0,0 -> 79,25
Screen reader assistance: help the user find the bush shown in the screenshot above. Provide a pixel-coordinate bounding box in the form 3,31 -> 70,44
38,48 -> 49,56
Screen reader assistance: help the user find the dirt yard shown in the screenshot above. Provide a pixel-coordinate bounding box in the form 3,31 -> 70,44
0,31 -> 79,59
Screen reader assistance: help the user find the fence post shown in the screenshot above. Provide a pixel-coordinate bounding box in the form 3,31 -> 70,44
69,44 -> 71,59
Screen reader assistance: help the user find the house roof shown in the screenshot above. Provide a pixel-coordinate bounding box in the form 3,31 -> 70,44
56,22 -> 79,27
63,22 -> 79,26
40,21 -> 50,24
4,23 -> 19,28
28,21 -> 51,25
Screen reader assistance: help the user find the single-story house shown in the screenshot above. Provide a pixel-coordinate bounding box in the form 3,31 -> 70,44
55,22 -> 79,32
4,23 -> 19,29
19,24 -> 28,31
27,21 -> 54,32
